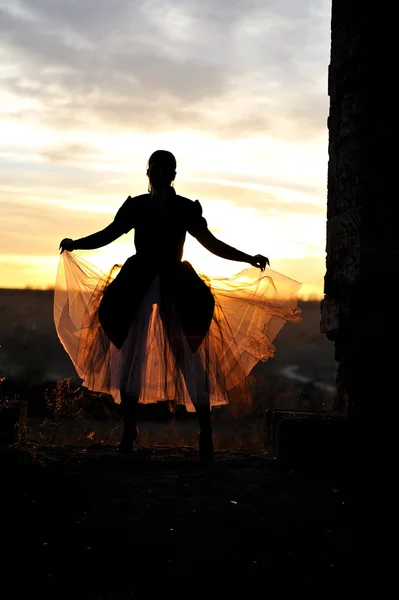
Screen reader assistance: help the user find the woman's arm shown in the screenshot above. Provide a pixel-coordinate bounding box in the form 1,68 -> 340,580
188,199 -> 269,271
59,221 -> 126,253
194,227 -> 269,271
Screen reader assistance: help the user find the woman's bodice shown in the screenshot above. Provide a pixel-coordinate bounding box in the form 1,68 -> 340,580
113,189 -> 207,265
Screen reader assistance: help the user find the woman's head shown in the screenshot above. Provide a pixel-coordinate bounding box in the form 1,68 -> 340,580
147,150 -> 176,192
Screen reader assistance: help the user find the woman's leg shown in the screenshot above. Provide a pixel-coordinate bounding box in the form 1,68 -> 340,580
117,284 -> 152,453
160,325 -> 214,462
168,335 -> 214,462
119,391 -> 139,453
195,395 -> 214,464
159,283 -> 214,462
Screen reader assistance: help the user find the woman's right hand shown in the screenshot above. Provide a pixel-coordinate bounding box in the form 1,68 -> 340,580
59,238 -> 75,254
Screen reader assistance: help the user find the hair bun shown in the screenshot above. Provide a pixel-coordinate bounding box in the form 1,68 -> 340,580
147,150 -> 176,190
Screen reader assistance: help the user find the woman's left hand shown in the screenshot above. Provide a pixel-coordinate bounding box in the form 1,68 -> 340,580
59,238 -> 75,254
250,254 -> 270,271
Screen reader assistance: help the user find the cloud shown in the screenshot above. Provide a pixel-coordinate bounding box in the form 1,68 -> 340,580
0,198 -> 112,256
0,0 -> 331,140
39,142 -> 99,164
0,0 -> 330,293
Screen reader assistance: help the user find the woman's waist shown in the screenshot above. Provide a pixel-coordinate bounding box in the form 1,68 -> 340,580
123,254 -> 198,278
134,249 -> 184,265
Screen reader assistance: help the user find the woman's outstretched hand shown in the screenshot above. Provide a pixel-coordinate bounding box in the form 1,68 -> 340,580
250,254 -> 270,271
59,238 -> 75,254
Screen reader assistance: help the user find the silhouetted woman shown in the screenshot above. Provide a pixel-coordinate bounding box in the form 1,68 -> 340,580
57,150 -> 301,463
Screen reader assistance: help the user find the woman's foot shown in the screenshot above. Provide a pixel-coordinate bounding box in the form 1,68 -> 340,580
118,427 -> 139,454
198,428 -> 214,465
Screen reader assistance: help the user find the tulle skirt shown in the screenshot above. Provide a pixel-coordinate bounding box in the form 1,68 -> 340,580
54,252 -> 302,412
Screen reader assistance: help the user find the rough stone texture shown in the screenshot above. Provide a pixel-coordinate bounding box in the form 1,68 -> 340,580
322,2 -> 395,456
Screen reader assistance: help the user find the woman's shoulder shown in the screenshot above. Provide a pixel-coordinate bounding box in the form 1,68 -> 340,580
175,194 -> 206,232
124,193 -> 150,204
114,193 -> 149,226
175,194 -> 202,213
119,193 -> 149,212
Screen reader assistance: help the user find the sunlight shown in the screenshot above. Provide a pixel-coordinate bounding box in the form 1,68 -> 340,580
0,0 -> 330,299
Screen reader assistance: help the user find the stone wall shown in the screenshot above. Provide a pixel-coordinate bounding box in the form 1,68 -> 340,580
321,2 -> 394,455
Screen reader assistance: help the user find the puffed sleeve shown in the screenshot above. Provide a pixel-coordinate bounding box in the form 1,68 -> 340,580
113,196 -> 136,234
187,200 -> 208,238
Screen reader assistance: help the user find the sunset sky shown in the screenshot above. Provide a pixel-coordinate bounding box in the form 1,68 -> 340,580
0,0 -> 331,298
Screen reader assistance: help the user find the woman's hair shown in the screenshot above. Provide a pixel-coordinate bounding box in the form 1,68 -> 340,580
147,150 -> 176,193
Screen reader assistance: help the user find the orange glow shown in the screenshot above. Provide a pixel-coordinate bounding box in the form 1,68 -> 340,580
0,0 -> 331,299
0,129 -> 328,298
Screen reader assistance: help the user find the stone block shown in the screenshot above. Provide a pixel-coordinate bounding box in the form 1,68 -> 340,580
326,208 -> 361,256
337,92 -> 363,142
320,295 -> 341,337
324,244 -> 360,290
327,141 -> 363,218
265,410 -> 348,464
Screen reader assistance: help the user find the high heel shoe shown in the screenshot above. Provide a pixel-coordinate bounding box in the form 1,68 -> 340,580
198,428 -> 214,465
118,427 -> 139,454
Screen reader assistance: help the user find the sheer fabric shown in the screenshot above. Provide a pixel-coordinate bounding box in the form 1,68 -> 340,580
54,252 -> 301,412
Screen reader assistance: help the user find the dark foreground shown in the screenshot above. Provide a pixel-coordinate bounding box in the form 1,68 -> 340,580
2,445 -> 387,597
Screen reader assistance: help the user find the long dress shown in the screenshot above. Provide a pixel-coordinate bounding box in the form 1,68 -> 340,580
54,189 -> 302,413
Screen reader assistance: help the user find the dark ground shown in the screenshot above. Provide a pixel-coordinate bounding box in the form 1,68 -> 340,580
0,291 -> 388,596
1,443 -> 388,597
